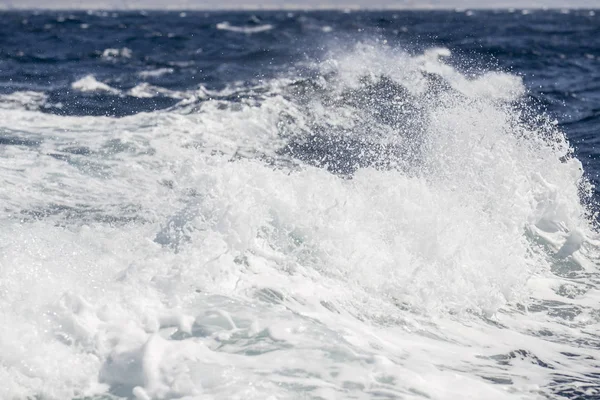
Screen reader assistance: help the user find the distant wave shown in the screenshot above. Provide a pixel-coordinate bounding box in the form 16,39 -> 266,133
216,21 -> 274,34
138,68 -> 174,79
127,83 -> 188,99
71,75 -> 121,94
101,47 -> 132,59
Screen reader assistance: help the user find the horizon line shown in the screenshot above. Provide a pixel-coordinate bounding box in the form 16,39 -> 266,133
0,5 -> 596,11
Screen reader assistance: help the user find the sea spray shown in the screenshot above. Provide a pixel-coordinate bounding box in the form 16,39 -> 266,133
0,38 -> 598,400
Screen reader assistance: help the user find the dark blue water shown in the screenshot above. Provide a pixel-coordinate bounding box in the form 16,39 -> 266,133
1,10 -> 598,184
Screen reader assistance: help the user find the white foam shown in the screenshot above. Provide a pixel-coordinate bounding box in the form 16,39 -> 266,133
127,82 -> 187,99
71,74 -> 121,94
216,21 -> 274,34
0,90 -> 48,110
1,44 -> 599,400
101,47 -> 132,59
138,68 -> 174,78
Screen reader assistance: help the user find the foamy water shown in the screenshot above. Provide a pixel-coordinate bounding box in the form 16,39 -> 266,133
1,37 -> 600,400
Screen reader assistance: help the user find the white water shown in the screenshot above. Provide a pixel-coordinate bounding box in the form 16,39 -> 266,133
1,44 -> 600,400
216,21 -> 274,34
72,74 -> 121,94
138,69 -> 175,79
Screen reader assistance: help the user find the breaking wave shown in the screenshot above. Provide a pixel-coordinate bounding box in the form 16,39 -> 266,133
1,43 -> 599,400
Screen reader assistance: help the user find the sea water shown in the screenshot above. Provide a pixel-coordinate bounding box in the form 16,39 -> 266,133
1,9 -> 600,400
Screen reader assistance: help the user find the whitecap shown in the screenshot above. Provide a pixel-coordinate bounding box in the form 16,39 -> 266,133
127,83 -> 187,99
137,68 -> 174,79
101,47 -> 132,59
71,75 -> 120,94
216,21 -> 274,34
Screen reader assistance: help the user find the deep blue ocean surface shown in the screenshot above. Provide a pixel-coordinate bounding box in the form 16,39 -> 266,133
1,9 -> 600,400
0,13 -> 596,136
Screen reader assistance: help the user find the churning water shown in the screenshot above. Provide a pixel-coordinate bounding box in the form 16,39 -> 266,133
1,9 -> 600,400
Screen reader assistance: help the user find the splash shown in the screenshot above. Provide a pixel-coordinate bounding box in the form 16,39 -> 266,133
0,43 -> 599,400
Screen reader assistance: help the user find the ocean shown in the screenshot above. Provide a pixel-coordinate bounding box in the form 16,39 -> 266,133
1,8 -> 599,400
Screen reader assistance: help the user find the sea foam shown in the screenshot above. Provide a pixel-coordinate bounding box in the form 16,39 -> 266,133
0,43 -> 598,400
